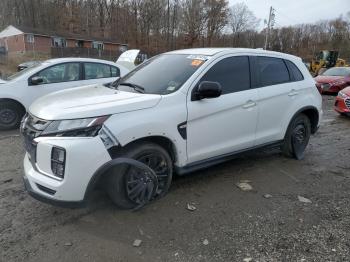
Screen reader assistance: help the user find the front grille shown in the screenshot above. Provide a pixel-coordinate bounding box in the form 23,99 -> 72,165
345,99 -> 350,110
21,114 -> 51,163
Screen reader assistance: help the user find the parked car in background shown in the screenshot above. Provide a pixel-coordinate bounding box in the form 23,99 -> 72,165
334,86 -> 350,116
115,49 -> 148,70
0,57 -> 131,130
17,61 -> 41,71
314,67 -> 350,94
21,48 -> 322,209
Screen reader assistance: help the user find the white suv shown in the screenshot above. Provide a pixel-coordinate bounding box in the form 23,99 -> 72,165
22,48 -> 322,209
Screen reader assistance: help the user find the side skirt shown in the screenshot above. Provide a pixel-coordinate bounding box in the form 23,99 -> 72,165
175,140 -> 283,175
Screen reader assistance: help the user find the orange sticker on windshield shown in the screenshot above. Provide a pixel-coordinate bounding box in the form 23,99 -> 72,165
191,59 -> 203,67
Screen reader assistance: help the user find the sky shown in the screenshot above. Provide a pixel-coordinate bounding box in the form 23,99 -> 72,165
228,0 -> 350,28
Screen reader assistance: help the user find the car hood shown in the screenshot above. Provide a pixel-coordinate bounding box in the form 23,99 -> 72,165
314,75 -> 344,84
29,84 -> 162,120
0,78 -> 7,84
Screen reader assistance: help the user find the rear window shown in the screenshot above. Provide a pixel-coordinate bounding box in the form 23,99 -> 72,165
258,57 -> 290,87
285,60 -> 304,81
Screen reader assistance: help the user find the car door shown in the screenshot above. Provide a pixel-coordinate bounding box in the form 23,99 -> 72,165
186,56 -> 259,163
80,62 -> 120,86
27,62 -> 82,102
254,56 -> 297,145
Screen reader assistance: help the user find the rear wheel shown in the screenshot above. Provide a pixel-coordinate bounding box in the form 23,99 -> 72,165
106,142 -> 173,209
282,113 -> 311,160
0,101 -> 25,130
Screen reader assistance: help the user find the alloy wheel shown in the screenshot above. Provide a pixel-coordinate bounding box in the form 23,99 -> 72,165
125,152 -> 170,205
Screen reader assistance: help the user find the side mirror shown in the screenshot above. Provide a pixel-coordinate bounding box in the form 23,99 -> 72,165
194,81 -> 222,100
30,76 -> 44,85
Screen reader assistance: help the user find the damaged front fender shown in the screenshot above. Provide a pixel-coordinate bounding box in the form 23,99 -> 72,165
84,157 -> 158,210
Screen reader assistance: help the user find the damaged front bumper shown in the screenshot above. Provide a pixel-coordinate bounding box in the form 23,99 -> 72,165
23,136 -> 112,206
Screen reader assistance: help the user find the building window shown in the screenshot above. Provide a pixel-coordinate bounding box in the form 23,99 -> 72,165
26,34 -> 34,43
76,40 -> 84,48
92,41 -> 104,50
52,37 -> 67,48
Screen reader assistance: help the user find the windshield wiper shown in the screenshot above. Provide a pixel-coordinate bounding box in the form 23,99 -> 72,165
118,82 -> 145,93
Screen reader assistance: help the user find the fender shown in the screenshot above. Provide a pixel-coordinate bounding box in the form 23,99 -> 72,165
283,105 -> 320,137
84,157 -> 156,201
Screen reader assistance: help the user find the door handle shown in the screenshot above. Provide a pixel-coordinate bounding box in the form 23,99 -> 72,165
242,100 -> 257,109
288,89 -> 299,97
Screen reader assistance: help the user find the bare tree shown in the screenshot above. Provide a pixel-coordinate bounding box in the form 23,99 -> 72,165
0,0 -> 349,61
181,0 -> 207,47
229,2 -> 260,46
205,0 -> 229,46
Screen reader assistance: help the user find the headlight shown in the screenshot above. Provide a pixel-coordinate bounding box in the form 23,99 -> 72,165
41,116 -> 110,137
338,91 -> 349,99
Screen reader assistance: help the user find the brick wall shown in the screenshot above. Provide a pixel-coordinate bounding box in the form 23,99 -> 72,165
66,39 -> 76,48
0,32 -> 125,55
0,34 -> 26,53
104,43 -> 122,51
24,35 -> 51,53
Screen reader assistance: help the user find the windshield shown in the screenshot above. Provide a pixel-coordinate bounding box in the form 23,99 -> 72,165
114,54 -> 208,95
322,67 -> 350,77
6,62 -> 42,81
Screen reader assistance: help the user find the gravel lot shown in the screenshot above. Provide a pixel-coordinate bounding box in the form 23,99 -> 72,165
0,96 -> 349,262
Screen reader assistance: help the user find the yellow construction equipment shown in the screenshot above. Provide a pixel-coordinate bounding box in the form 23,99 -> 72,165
309,50 -> 348,76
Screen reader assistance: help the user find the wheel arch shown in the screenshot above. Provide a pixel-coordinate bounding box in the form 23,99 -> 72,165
0,98 -> 26,114
288,106 -> 320,135
83,135 -> 178,200
113,136 -> 178,163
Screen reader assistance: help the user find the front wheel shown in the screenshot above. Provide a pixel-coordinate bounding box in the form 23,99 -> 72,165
105,142 -> 173,209
0,101 -> 25,130
282,113 -> 311,160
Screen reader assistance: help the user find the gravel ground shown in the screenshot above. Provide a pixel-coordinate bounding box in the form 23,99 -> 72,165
0,96 -> 349,262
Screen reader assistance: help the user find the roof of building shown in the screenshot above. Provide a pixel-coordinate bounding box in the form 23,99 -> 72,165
0,25 -> 126,45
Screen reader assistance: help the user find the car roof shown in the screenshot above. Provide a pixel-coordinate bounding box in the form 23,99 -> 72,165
44,57 -> 117,65
166,48 -> 301,60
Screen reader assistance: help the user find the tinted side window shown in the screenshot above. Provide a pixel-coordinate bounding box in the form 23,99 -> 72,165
111,66 -> 120,77
36,63 -> 80,84
285,60 -> 304,81
200,56 -> 250,94
258,57 -> 290,87
84,63 -> 113,80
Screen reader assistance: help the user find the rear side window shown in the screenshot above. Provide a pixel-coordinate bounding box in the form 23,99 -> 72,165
84,63 -> 120,80
200,56 -> 250,94
258,57 -> 290,87
111,66 -> 120,77
285,60 -> 304,81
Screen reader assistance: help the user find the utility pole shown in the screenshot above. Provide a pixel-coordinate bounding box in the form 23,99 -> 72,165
264,6 -> 275,50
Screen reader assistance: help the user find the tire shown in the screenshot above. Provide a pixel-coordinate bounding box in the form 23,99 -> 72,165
0,101 -> 25,130
105,142 -> 173,209
281,113 -> 311,160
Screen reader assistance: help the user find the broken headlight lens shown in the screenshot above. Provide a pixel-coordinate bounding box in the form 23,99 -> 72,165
41,116 -> 110,137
